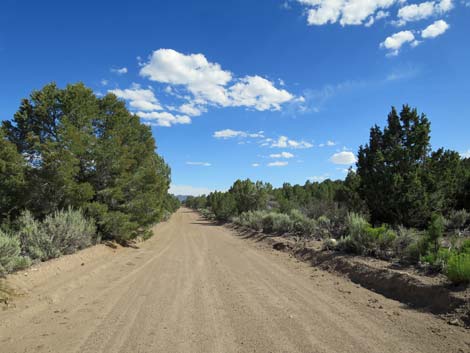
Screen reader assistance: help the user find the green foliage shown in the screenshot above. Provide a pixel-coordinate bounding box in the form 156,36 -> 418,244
41,208 -> 95,255
185,195 -> 207,210
0,129 -> 25,222
1,82 -> 176,243
421,248 -> 452,270
17,209 -> 95,261
261,212 -> 293,234
0,230 -> 30,276
337,213 -> 397,256
16,210 -> 52,261
357,105 -> 465,228
233,209 -> 319,236
229,179 -> 270,214
446,209 -> 470,230
446,253 -> 470,284
426,213 -> 445,255
207,192 -> 237,221
233,210 -> 265,231
393,227 -> 422,264
289,209 -> 317,236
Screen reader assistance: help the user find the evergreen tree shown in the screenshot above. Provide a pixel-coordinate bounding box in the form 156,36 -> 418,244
0,129 -> 26,221
2,82 -> 174,242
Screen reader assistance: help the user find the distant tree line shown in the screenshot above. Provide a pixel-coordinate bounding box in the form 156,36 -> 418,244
186,105 -> 470,229
185,106 -> 470,283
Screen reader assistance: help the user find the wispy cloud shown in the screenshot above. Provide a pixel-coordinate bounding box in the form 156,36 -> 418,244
267,161 -> 289,167
267,136 -> 313,149
111,67 -> 128,75
186,161 -> 212,167
213,129 -> 264,139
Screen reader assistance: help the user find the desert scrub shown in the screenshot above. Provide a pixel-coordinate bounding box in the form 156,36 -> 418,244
234,211 -> 265,231
0,230 -> 31,276
337,213 -> 397,257
18,208 -> 96,261
261,212 -> 293,234
446,209 -> 470,231
446,253 -> 470,284
337,213 -> 371,254
393,226 -> 423,264
289,209 -> 317,236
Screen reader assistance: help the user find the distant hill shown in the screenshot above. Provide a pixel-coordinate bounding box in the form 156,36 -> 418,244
175,195 -> 189,202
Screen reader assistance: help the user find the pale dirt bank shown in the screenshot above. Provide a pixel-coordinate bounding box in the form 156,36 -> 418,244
1,208 -> 469,353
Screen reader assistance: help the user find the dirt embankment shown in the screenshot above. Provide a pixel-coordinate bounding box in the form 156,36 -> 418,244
229,225 -> 470,328
1,208 -> 469,353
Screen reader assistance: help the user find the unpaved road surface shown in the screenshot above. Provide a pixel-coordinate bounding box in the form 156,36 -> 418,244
1,208 -> 469,353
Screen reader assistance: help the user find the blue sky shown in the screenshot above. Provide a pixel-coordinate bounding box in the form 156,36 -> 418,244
1,0 -> 469,195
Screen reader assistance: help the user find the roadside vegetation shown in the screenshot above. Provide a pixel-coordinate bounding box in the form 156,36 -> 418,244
0,83 -> 180,276
186,105 -> 470,285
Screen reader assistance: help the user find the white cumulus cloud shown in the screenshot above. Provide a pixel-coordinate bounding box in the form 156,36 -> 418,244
228,75 -> 294,111
397,0 -> 453,25
137,111 -> 191,127
380,30 -> 418,55
139,49 -> 295,112
109,84 -> 163,111
421,19 -> 449,38
298,0 -> 396,26
140,49 -> 232,106
330,151 -> 357,164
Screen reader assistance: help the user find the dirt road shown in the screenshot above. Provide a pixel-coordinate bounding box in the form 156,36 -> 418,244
1,208 -> 469,353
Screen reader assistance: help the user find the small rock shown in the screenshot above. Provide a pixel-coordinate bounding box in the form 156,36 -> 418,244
448,319 -> 460,326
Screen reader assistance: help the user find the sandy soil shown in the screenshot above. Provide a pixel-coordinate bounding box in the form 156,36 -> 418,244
0,208 -> 469,353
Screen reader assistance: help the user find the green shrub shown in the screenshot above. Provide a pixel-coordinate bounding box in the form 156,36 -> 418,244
339,213 -> 396,256
344,213 -> 373,254
316,215 -> 331,238
446,209 -> 470,230
427,213 -> 445,254
337,235 -> 357,253
421,248 -> 452,270
371,226 -> 396,251
200,208 -> 215,220
270,213 -> 294,234
393,227 -> 422,264
16,210 -> 52,261
234,210 -> 264,231
18,208 -> 95,260
0,230 -> 31,276
460,239 -> 470,254
289,209 -> 317,236
446,253 -> 470,284
102,211 -> 137,243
